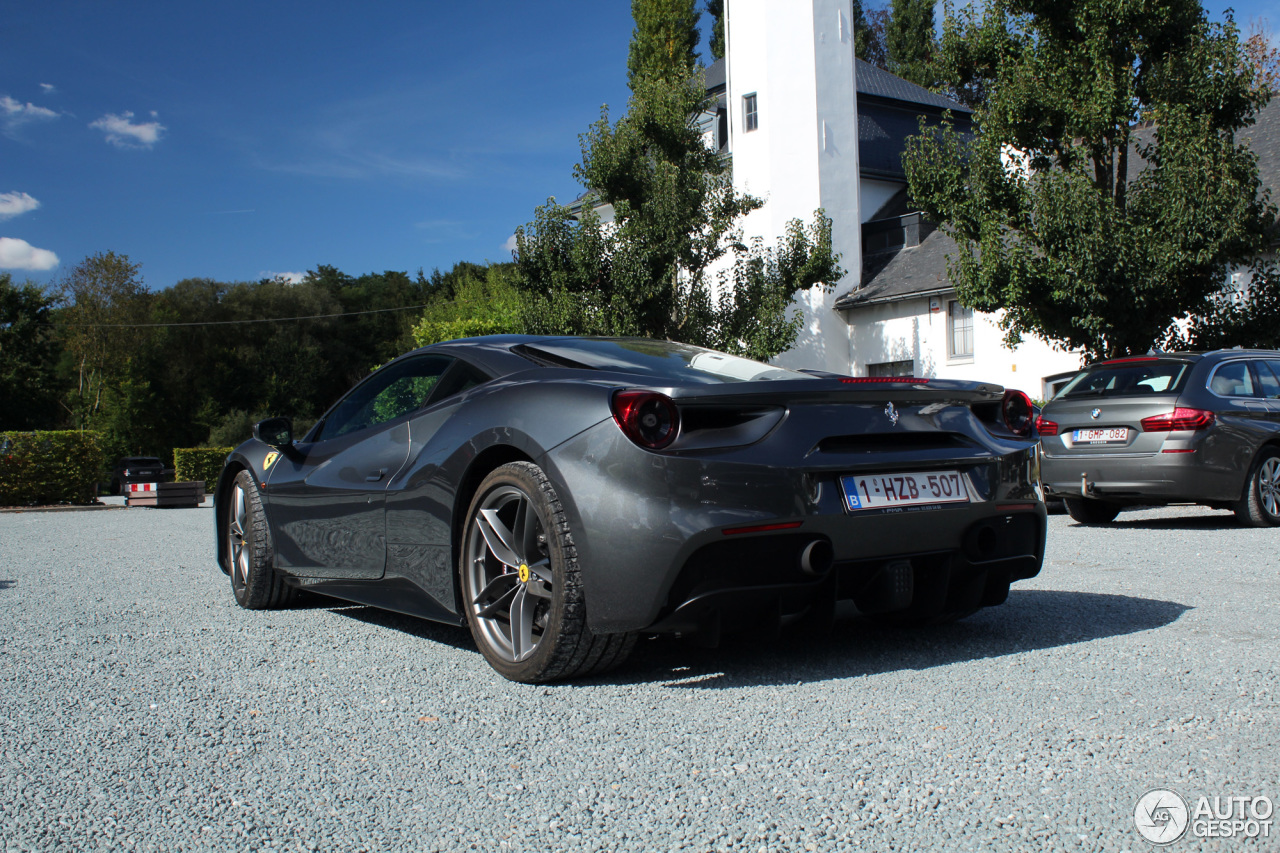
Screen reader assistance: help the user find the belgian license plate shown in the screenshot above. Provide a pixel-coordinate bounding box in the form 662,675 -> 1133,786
840,471 -> 970,512
1072,428 -> 1128,444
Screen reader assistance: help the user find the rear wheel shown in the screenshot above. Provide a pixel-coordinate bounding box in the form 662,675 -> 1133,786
460,462 -> 634,683
1235,450 -> 1280,528
1063,497 -> 1121,525
226,470 -> 296,609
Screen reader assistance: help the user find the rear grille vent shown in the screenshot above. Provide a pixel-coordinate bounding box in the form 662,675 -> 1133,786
817,432 -> 975,454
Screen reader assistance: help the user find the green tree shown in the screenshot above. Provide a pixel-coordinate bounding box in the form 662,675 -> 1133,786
516,0 -> 843,361
855,1 -> 890,69
412,263 -> 523,346
1169,260 -> 1280,350
628,0 -> 701,85
56,252 -> 151,429
0,274 -> 64,430
706,0 -> 725,61
904,0 -> 1275,361
886,0 -> 938,87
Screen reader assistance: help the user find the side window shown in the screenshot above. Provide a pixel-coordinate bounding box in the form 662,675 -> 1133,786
317,355 -> 454,441
1208,361 -> 1255,398
428,359 -> 491,405
1254,360 -> 1280,400
743,93 -> 759,132
948,300 -> 974,360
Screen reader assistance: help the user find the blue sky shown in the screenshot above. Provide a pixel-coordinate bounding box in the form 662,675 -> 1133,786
2,1 -> 1275,292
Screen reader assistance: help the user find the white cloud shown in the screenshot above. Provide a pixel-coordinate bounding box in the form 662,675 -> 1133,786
0,237 -> 59,271
262,271 -> 307,284
39,83 -> 56,95
90,111 -> 165,149
502,233 -> 519,253
1,95 -> 59,137
0,192 -> 40,220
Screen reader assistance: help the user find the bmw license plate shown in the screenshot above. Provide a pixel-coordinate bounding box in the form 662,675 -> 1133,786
840,471 -> 970,512
1072,428 -> 1128,444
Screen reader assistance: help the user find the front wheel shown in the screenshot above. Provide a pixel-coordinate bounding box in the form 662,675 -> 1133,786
460,462 -> 633,683
226,470 -> 296,609
1235,450 -> 1280,528
1063,497 -> 1121,525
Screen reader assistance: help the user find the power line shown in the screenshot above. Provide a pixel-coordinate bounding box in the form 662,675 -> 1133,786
50,303 -> 430,328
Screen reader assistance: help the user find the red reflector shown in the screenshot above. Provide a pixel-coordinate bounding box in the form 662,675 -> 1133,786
1035,415 -> 1059,436
999,503 -> 1039,512
1002,389 -> 1034,436
1161,449 -> 1196,454
723,521 -> 804,536
611,390 -> 679,449
1140,408 -> 1215,431
839,376 -> 929,384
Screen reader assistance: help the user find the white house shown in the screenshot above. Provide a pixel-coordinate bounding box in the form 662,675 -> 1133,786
719,0 -> 1083,397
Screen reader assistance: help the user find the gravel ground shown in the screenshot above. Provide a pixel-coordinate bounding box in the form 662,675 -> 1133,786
0,502 -> 1276,852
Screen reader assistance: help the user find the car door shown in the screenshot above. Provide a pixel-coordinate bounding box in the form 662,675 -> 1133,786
1252,359 -> 1280,429
381,359 -> 494,613
266,354 -> 455,579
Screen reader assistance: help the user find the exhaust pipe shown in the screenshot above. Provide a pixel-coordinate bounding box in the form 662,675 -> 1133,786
799,539 -> 834,576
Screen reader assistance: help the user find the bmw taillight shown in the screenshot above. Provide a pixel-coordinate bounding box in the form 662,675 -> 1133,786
1035,415 -> 1058,436
1002,390 -> 1034,437
611,390 -> 679,450
1140,408 -> 1216,431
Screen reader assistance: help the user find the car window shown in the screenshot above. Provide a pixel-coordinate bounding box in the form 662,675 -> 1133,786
1056,360 -> 1190,399
1208,361 -> 1256,398
428,359 -> 491,405
317,355 -> 454,441
1255,360 -> 1280,400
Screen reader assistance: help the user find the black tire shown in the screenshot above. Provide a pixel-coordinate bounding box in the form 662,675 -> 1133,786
459,461 -> 634,683
226,470 -> 296,609
1063,497 -> 1121,524
1234,449 -> 1280,528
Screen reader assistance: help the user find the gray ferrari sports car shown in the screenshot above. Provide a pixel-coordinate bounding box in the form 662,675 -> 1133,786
214,336 -> 1046,682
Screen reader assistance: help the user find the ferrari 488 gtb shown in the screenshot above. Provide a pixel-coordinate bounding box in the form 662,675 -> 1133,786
215,336 -> 1045,682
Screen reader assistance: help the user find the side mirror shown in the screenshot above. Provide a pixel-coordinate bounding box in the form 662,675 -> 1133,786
253,417 -> 294,448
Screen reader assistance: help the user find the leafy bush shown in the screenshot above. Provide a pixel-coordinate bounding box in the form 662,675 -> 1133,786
0,430 -> 105,506
173,447 -> 234,490
206,409 -> 265,448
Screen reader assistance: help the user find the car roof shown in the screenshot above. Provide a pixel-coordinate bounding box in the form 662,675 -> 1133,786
1082,349 -> 1280,369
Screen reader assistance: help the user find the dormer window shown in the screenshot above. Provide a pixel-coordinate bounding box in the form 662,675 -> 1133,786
743,93 -> 759,132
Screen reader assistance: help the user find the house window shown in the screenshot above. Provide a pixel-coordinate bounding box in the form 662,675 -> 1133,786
743,93 -> 758,132
868,360 -> 914,377
948,300 -> 974,360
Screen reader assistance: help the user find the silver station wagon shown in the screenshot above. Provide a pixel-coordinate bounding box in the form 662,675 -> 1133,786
1037,350 -> 1280,526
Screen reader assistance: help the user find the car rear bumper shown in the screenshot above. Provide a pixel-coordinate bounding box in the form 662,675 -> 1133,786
1040,448 -> 1236,504
545,422 -> 1046,634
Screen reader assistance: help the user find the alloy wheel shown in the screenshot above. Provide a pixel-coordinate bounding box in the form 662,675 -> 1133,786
464,485 -> 553,662
1260,457 -> 1280,519
228,482 -> 250,588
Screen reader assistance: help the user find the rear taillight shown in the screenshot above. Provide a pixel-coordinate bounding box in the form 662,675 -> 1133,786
1140,408 -> 1216,431
1034,415 -> 1058,436
611,390 -> 679,450
840,376 -> 929,384
1002,390 -> 1034,437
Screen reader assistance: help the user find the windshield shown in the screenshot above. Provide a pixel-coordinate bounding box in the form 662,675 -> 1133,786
513,338 -> 812,384
1056,360 -> 1191,400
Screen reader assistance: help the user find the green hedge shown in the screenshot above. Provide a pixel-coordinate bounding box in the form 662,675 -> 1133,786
0,430 -> 105,506
174,447 -> 235,490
